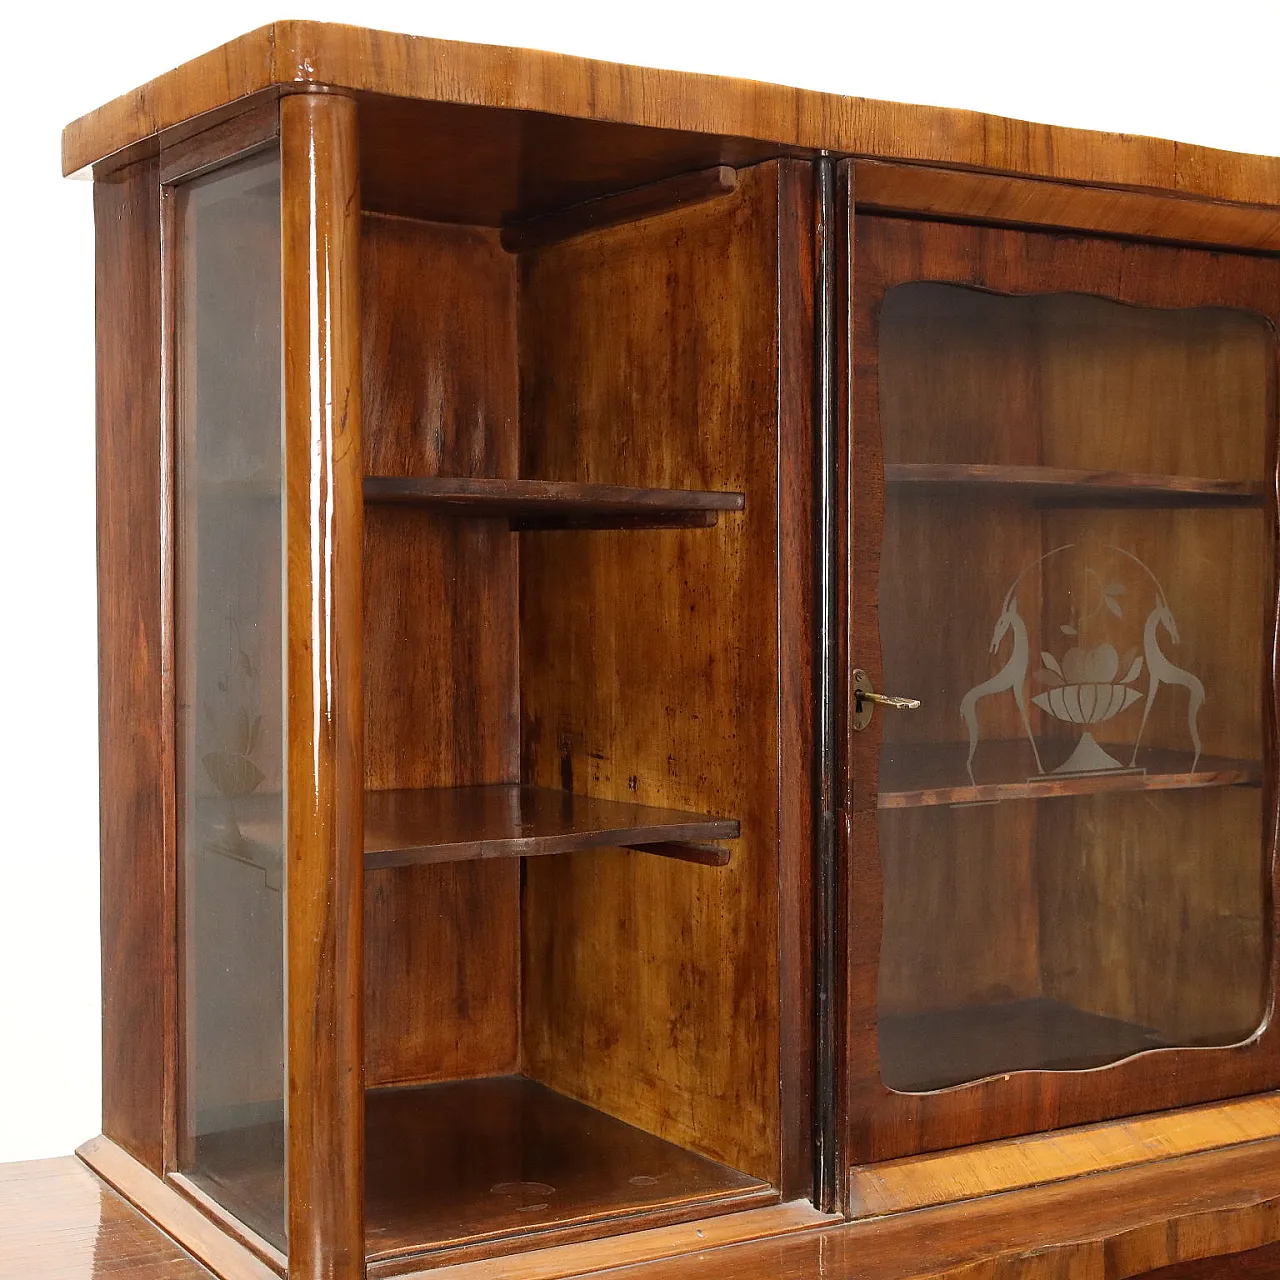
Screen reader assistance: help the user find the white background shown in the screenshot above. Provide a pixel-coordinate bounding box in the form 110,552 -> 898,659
2,0 -> 1279,1162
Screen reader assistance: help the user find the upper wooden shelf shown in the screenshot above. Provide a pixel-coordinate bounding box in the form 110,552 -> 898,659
884,463 -> 1266,507
878,740 -> 1261,809
363,784 -> 738,870
363,476 -> 745,530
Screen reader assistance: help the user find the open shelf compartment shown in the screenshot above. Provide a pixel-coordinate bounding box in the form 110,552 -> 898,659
185,1076 -> 774,1264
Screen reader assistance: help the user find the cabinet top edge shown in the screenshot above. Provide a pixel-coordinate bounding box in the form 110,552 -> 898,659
62,18 -> 1280,208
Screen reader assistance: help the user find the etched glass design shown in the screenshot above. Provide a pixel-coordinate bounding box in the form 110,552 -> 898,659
875,283 -> 1274,1093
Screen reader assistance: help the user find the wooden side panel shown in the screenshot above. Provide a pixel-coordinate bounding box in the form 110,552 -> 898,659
94,156 -> 168,1175
280,92 -> 364,1280
360,213 -> 521,1086
518,161 -> 785,1183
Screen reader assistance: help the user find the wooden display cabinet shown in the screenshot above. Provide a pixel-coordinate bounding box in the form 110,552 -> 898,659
65,21 -> 1280,1280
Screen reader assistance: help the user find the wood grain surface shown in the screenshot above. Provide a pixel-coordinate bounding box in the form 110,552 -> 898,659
517,160 -> 789,1186
94,154 -> 169,1177
280,91 -> 365,1279
63,20 -> 1280,220
501,165 -> 739,252
855,159 -> 1280,252
77,1139 -> 277,1279
12,1143 -> 1280,1280
848,1090 -> 1280,1218
0,1156 -> 219,1280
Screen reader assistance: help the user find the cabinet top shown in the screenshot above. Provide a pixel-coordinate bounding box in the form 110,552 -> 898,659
63,19 -> 1279,208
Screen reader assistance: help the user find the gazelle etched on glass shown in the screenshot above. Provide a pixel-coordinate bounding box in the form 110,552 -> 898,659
959,543 -> 1206,788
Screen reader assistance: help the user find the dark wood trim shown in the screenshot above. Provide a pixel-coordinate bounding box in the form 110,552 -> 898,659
94,152 -> 168,1177
776,155 -> 818,1203
855,159 -> 1280,254
500,165 -> 738,252
832,155 -> 859,1209
159,97 -> 280,185
280,89 -> 365,1280
812,153 -> 841,1212
76,1136 -> 279,1280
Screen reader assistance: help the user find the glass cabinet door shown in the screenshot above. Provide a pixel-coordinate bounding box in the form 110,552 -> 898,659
174,146 -> 286,1249
854,214 -> 1278,1113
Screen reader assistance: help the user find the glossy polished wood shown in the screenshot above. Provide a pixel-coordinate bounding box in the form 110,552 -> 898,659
877,741 -> 1261,808
0,1156 -> 218,1280
884,463 -> 1265,506
855,159 -> 1280,252
280,91 -> 365,1279
553,1135 -> 1280,1279
847,1091 -> 1280,1218
63,22 -> 1280,216
77,1138 -> 277,1279
362,475 -> 745,529
500,165 -> 738,252
14,1144 -> 1280,1280
424,1201 -> 836,1280
845,212 -> 1280,1165
363,1079 -> 771,1269
95,155 -> 169,1177
363,785 -> 738,868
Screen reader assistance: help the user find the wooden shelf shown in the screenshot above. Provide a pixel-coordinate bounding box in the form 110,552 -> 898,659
363,475 -> 745,529
878,740 -> 1261,809
184,1076 -> 773,1263
363,784 -> 739,870
880,997 -> 1171,1092
884,463 -> 1265,507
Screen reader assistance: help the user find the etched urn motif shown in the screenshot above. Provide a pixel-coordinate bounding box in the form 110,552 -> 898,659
959,543 -> 1206,786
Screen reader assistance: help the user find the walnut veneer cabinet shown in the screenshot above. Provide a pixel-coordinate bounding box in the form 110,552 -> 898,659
65,22 -> 1280,1280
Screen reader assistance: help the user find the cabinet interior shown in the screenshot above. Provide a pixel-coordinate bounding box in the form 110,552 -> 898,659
349,155 -> 790,1264
865,222 -> 1276,1095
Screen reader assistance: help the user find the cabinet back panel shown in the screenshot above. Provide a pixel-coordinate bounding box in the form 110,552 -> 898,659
360,213 -> 521,1086
517,162 -> 785,1182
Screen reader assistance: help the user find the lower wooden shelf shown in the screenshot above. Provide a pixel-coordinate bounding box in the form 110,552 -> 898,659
879,997 -> 1171,1093
878,739 -> 1261,808
184,1076 -> 773,1265
364,784 -> 738,869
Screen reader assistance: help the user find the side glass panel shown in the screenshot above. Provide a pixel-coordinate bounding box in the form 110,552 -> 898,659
875,283 -> 1275,1093
175,147 -> 286,1248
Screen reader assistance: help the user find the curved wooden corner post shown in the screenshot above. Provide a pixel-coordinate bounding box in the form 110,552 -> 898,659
280,90 -> 365,1280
